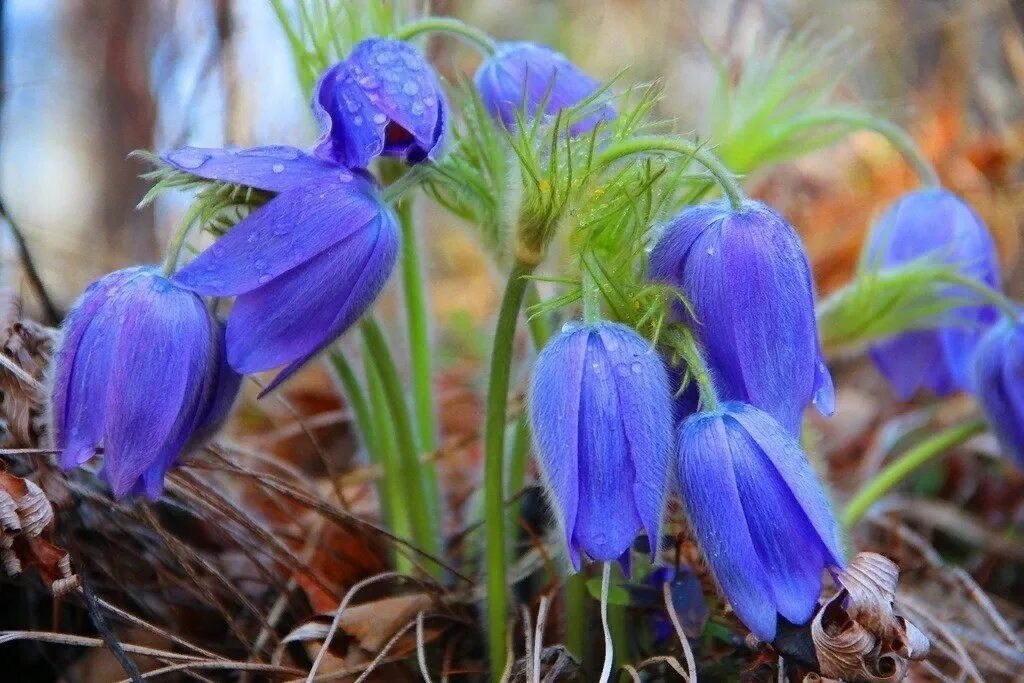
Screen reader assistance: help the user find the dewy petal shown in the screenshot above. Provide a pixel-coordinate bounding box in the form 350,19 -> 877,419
173,174 -> 381,297
813,356 -> 836,417
678,412 -> 778,640
722,205 -> 820,435
225,213 -> 398,382
529,325 -> 588,570
161,146 -> 340,194
596,323 -> 673,558
728,403 -> 845,567
50,267 -> 147,463
572,331 -> 642,563
726,414 -> 826,625
102,277 -> 212,497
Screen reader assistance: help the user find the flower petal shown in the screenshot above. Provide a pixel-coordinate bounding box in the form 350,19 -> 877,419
572,331 -> 643,563
870,331 -> 954,401
102,278 -> 212,496
161,146 -> 342,194
530,325 -> 588,570
173,175 -> 381,297
678,412 -> 778,640
225,214 -> 398,381
596,323 -> 673,559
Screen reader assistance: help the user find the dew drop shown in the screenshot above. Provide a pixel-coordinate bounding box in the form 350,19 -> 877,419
372,112 -> 387,125
630,362 -> 643,375
271,163 -> 285,173
353,115 -> 364,126
403,81 -> 419,95
247,232 -> 258,244
167,149 -> 210,170
258,274 -> 272,284
338,171 -> 353,182
706,247 -> 715,256
411,101 -> 425,116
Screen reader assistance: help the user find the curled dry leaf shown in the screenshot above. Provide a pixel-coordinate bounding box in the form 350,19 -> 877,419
0,289 -> 55,447
812,552 -> 929,682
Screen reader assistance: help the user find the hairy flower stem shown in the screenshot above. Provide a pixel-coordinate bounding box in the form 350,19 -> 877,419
160,203 -> 204,275
360,317 -> 439,569
394,16 -> 497,55
596,136 -> 745,210
484,260 -> 535,679
842,419 -> 987,527
785,109 -> 941,188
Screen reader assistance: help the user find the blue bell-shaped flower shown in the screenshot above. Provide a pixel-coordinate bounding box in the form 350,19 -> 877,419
971,316 -> 1024,469
529,321 -> 673,569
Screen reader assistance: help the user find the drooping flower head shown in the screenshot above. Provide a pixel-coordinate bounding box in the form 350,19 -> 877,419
649,200 -> 834,436
970,315 -> 1024,469
171,168 -> 399,394
475,41 -> 616,136
313,38 -> 447,169
50,267 -> 240,498
863,188 -> 1001,399
529,321 -> 673,570
676,402 -> 845,641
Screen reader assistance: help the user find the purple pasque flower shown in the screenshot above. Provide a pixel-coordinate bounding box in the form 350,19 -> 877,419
970,315 -> 1024,469
677,402 -> 845,641
864,188 -> 1001,400
313,38 -> 447,169
474,41 -> 615,136
50,267 -> 240,499
529,321 -> 673,570
649,200 -> 834,437
171,170 -> 399,394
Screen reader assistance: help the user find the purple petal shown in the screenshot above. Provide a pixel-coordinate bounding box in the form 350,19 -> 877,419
161,146 -> 341,193
572,331 -> 642,563
173,175 -> 381,297
813,357 -> 836,417
596,323 -> 673,559
870,330 -> 955,400
190,321 -> 243,443
727,403 -> 845,567
726,414 -> 826,624
225,214 -> 398,382
678,412 -> 778,640
530,325 -> 588,570
102,278 -> 213,497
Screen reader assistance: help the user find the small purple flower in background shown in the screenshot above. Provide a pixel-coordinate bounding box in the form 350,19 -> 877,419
50,268 -> 240,499
863,188 -> 1001,400
314,38 -> 447,169
475,41 -> 616,136
676,402 -> 845,641
171,171 -> 399,394
649,200 -> 834,437
970,315 -> 1024,469
529,321 -> 673,570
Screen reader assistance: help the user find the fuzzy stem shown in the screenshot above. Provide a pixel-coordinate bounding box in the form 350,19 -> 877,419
599,562 -> 613,683
394,16 -> 497,55
786,109 -> 940,188
161,208 -> 201,276
842,419 -> 987,527
943,271 -> 1020,322
596,136 -> 744,210
680,328 -> 720,412
581,263 -> 602,324
483,260 -> 535,679
360,317 -> 439,568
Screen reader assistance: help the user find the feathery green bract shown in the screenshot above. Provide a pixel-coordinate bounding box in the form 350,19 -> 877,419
269,0 -> 413,96
816,258 -> 988,354
708,28 -> 858,174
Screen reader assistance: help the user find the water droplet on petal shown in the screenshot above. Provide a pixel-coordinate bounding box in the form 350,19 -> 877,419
630,362 -> 643,375
403,81 -> 419,96
258,274 -> 271,284
372,113 -> 387,125
168,149 -> 210,170
247,232 -> 258,244
338,171 -> 353,182
353,115 -> 363,126
271,163 -> 285,173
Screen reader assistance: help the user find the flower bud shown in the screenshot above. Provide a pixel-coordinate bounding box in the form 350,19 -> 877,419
529,321 -> 673,569
314,38 -> 447,169
864,188 -> 1001,399
475,42 -> 615,136
50,268 -> 240,498
677,402 -> 845,641
649,200 -> 833,435
971,316 -> 1024,469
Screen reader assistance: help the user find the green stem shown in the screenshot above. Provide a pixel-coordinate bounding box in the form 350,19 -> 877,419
842,419 -> 987,527
596,136 -> 745,210
360,317 -> 439,567
161,207 -> 201,276
679,328 -> 719,411
565,572 -> 587,659
361,348 -> 414,574
943,271 -> 1020,322
483,260 -> 535,679
394,16 -> 497,55
785,109 -> 941,188
581,260 -> 602,324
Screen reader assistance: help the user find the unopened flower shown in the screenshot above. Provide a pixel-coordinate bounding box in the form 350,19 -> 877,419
676,402 -> 844,641
50,268 -> 240,498
971,316 -> 1024,469
173,173 -> 399,393
529,321 -> 673,569
649,200 -> 833,436
864,188 -> 1001,399
314,38 -> 447,169
475,42 -> 615,136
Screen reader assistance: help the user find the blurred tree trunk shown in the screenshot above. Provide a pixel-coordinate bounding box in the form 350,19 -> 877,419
64,1 -> 157,267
